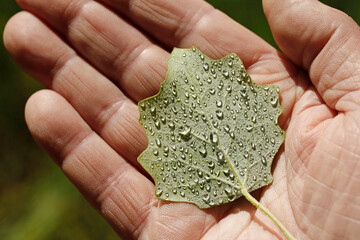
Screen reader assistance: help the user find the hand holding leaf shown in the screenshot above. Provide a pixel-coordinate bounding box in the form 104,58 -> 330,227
5,0 -> 360,239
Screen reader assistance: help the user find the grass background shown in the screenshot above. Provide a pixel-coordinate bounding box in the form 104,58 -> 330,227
0,1 -> 359,239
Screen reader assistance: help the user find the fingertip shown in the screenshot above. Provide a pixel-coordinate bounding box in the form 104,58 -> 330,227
4,11 -> 34,57
25,89 -> 90,161
25,90 -> 63,143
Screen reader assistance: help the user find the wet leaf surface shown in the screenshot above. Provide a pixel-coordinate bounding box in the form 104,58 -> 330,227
138,47 -> 284,208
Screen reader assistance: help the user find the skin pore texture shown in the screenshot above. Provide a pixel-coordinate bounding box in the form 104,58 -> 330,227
3,0 -> 360,239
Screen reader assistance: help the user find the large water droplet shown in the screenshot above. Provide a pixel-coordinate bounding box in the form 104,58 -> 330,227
223,70 -> 229,78
224,124 -> 230,132
216,100 -> 223,108
179,125 -> 191,140
153,150 -> 159,156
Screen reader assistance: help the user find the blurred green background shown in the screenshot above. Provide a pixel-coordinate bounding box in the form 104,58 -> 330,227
0,1 -> 359,239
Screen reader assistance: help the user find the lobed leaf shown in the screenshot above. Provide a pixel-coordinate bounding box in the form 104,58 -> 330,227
138,47 -> 285,208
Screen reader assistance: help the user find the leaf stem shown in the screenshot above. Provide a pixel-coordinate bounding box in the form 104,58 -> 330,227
241,188 -> 296,240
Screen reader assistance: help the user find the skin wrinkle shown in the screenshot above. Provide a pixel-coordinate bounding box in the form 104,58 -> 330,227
300,198 -> 358,239
95,164 -> 132,205
137,0 -> 178,28
61,0 -> 87,30
173,6 -> 214,47
112,41 -> 151,84
57,124 -> 93,163
95,98 -> 129,132
115,45 -> 157,97
102,176 -> 151,239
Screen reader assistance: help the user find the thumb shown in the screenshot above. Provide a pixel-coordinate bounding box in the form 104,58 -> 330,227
263,0 -> 360,112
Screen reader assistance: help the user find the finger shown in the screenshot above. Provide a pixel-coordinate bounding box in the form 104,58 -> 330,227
25,89 -> 155,238
16,0 -> 169,101
263,0 -> 360,112
4,12 -> 146,167
98,0 -> 275,65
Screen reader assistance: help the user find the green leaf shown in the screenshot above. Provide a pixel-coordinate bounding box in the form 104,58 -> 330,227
138,47 -> 285,208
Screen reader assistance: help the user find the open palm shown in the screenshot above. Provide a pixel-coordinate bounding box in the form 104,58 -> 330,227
4,0 -> 360,239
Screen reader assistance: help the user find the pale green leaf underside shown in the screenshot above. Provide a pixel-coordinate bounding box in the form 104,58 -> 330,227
138,47 -> 285,208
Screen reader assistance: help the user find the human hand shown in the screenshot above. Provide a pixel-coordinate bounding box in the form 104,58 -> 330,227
4,0 -> 360,239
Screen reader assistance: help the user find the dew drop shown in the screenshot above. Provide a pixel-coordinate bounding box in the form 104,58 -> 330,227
216,110 -> 223,120
180,191 -> 185,197
224,124 -> 230,133
229,132 -> 235,139
150,106 -> 156,115
168,122 -> 175,130
261,156 -> 267,166
243,150 -> 249,158
139,102 -> 145,109
156,188 -> 163,196
209,89 -> 216,95
199,146 -> 207,157
210,133 -> 218,145
208,161 -> 215,169
224,187 -> 232,196
246,124 -> 253,132
153,150 -> 159,156
203,63 -> 209,71
226,85 -> 232,93
216,150 -> 224,163
179,125 -> 191,140
222,70 -> 229,78
203,194 -> 210,203
260,126 -> 265,132
156,138 -> 162,147
216,100 -> 223,108
270,96 -> 278,107
155,120 -> 161,129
